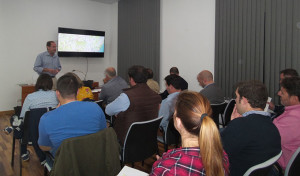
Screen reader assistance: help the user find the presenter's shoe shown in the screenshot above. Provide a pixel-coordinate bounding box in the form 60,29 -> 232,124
3,126 -> 13,135
21,150 -> 30,161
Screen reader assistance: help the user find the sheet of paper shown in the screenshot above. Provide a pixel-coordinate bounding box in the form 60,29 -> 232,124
92,88 -> 101,93
117,166 -> 148,176
264,97 -> 272,112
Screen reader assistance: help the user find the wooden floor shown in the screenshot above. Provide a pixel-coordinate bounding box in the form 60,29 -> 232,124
0,115 -> 174,176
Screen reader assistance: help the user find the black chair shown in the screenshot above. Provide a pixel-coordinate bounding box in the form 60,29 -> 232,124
285,147 -> 300,176
11,108 -> 51,176
95,100 -> 114,126
11,111 -> 30,176
211,102 -> 227,128
157,118 -> 181,152
223,99 -> 236,127
244,151 -> 282,176
121,116 -> 163,167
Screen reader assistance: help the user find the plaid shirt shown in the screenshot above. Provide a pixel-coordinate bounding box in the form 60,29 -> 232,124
150,147 -> 229,176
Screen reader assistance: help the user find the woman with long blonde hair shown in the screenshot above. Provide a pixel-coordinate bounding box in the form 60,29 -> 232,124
150,91 -> 229,176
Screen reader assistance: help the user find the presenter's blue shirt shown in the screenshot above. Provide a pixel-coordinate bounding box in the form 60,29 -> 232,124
38,101 -> 106,156
33,51 -> 61,77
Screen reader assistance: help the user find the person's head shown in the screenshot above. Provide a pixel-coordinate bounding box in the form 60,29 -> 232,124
64,72 -> 83,88
174,91 -> 226,176
278,77 -> 300,106
280,68 -> 299,83
46,41 -> 56,56
197,70 -> 214,88
127,65 -> 148,86
146,68 -> 154,79
169,67 -> 179,75
35,74 -> 53,91
235,80 -> 268,114
56,74 -> 79,101
164,74 -> 181,94
104,67 -> 117,80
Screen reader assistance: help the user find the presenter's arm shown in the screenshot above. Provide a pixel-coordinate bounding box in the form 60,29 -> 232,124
33,55 -> 43,74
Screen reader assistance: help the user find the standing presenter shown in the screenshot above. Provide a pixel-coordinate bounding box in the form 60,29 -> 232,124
33,41 -> 61,89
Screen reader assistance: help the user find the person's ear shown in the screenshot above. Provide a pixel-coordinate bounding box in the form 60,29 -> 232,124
174,116 -> 182,131
241,96 -> 248,105
56,90 -> 61,99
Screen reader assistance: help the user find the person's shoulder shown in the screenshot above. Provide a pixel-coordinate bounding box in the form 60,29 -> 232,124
225,117 -> 248,128
37,51 -> 47,57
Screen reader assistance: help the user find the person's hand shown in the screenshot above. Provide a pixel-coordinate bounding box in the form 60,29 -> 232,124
44,68 -> 57,74
155,155 -> 161,160
267,101 -> 275,111
53,69 -> 60,74
230,105 -> 242,120
103,77 -> 109,84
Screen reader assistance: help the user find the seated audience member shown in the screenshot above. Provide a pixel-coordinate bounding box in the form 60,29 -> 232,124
269,68 -> 299,117
4,74 -> 58,163
160,67 -> 188,100
146,68 -> 160,93
221,80 -> 281,176
159,74 -> 181,132
273,77 -> 300,170
197,70 -> 224,104
38,74 -> 107,157
105,65 -> 161,144
99,67 -> 128,106
66,72 -> 94,101
150,91 -> 229,176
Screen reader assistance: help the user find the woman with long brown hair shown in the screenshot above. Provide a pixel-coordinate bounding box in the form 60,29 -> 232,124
150,91 -> 229,176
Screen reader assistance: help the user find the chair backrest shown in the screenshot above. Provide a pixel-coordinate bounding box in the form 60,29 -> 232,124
164,118 -> 180,146
244,151 -> 282,176
211,102 -> 227,128
122,116 -> 163,164
51,128 -> 121,176
223,99 -> 236,126
285,147 -> 300,176
28,108 -> 50,141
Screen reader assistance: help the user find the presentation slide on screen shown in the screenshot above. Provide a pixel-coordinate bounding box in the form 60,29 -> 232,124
58,33 -> 104,52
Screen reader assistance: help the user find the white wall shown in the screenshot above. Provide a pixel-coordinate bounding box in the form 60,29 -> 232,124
0,0 -> 118,111
160,0 -> 216,91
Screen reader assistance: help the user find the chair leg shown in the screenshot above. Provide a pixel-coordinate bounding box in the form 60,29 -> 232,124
19,140 -> 22,176
131,162 -> 134,168
11,136 -> 16,167
44,166 -> 48,176
142,160 -> 144,166
220,115 -> 225,127
164,143 -> 168,152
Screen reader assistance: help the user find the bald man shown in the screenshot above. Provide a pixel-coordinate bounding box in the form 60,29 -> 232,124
197,70 -> 224,104
99,67 -> 128,106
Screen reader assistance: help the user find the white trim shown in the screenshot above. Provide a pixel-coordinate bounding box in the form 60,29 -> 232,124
122,116 -> 163,162
284,147 -> 300,176
243,151 -> 282,176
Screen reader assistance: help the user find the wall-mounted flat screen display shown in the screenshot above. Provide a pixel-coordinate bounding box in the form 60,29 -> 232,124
58,27 -> 105,57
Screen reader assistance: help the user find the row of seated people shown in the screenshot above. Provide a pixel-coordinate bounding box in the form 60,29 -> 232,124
5,66 -> 300,175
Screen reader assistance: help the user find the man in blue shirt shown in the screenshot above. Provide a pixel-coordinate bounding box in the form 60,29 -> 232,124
159,74 -> 181,132
34,41 -> 61,89
38,74 -> 107,157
